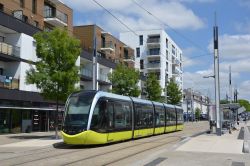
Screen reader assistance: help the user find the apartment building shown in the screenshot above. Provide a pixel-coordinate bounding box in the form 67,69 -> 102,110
73,25 -> 135,91
120,29 -> 183,97
182,88 -> 210,121
0,0 -> 72,133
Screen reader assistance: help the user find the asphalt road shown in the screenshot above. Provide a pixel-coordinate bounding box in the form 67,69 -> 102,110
0,122 -> 213,166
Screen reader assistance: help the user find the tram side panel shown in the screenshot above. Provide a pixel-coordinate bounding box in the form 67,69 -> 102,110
153,104 -> 165,135
176,108 -> 184,131
165,106 -> 177,132
133,103 -> 154,138
106,99 -> 133,143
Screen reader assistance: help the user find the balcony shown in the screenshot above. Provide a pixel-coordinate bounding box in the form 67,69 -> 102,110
147,62 -> 161,70
100,41 -> 115,52
98,73 -> 110,83
147,37 -> 160,47
0,7 -> 41,35
123,55 -> 135,62
0,75 -> 19,90
0,42 -> 20,59
44,9 -> 68,27
172,67 -> 182,75
172,58 -> 180,66
80,68 -> 92,78
147,49 -> 161,58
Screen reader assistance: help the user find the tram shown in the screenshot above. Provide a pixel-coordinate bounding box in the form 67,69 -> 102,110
61,91 -> 184,145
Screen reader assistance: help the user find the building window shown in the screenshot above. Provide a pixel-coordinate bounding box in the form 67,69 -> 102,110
172,45 -> 176,55
20,0 -> 25,8
34,21 -> 39,28
140,59 -> 144,69
136,47 -> 140,57
166,38 -> 168,48
139,35 -> 143,45
32,0 -> 37,14
149,48 -> 160,55
0,3 -> 3,11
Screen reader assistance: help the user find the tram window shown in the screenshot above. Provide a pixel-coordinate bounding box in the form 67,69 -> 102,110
177,109 -> 184,124
135,103 -> 153,128
165,107 -> 176,126
155,106 -> 165,127
113,101 -> 131,130
107,102 -> 114,129
90,100 -> 108,132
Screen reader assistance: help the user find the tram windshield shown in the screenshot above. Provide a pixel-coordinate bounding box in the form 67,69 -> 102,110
64,91 -> 96,129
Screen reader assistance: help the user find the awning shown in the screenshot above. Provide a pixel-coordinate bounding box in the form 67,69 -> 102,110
0,106 -> 64,111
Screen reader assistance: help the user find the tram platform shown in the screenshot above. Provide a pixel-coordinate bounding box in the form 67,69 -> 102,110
176,121 -> 250,154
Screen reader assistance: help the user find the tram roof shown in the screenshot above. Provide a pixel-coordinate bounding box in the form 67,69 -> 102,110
131,97 -> 152,105
95,91 -> 131,101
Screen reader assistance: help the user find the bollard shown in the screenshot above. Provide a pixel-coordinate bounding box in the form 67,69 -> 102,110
243,126 -> 250,153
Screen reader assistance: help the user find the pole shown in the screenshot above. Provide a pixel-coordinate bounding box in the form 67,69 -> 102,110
93,25 -> 97,90
229,65 -> 232,103
214,18 -> 221,136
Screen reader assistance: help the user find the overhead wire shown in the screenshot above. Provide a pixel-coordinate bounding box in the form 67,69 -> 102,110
91,0 -> 212,64
131,0 -> 211,55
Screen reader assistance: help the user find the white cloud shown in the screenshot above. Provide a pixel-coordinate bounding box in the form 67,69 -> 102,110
235,20 -> 250,33
62,0 -> 205,31
208,34 -> 250,60
239,80 -> 250,101
184,66 -> 242,101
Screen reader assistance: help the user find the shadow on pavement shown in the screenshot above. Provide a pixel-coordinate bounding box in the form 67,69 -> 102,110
7,135 -> 55,140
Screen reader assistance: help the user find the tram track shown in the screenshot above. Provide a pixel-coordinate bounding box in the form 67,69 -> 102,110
10,134 -> 182,166
1,122 -> 208,166
63,136 -> 181,166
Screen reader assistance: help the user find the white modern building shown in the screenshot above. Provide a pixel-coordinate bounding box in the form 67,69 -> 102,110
120,29 -> 183,97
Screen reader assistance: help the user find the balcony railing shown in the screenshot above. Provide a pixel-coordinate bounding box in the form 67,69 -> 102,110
147,50 -> 161,56
44,9 -> 68,24
147,63 -> 160,69
0,6 -> 42,29
0,75 -> 19,89
80,68 -> 92,78
99,73 -> 110,83
124,55 -> 135,61
147,38 -> 160,44
0,42 -> 20,57
100,41 -> 115,51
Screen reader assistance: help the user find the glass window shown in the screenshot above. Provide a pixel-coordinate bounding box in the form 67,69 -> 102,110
90,100 -> 108,132
20,0 -> 24,8
149,48 -> 160,55
64,92 -> 96,129
155,106 -> 165,127
135,103 -> 153,128
0,110 -> 10,133
114,101 -> 131,129
32,0 -> 37,14
139,35 -> 143,45
166,107 -> 176,126
136,47 -> 140,57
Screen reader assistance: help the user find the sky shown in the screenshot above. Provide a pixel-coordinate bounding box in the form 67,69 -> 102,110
61,0 -> 250,101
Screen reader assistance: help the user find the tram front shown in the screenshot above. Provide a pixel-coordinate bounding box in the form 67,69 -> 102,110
61,91 -> 97,144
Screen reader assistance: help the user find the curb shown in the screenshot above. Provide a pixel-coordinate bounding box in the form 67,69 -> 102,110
243,126 -> 250,153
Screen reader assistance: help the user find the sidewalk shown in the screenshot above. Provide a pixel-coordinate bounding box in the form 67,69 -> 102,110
176,121 -> 250,154
0,131 -> 62,147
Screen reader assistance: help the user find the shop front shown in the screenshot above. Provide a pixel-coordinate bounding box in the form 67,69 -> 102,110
0,107 -> 64,134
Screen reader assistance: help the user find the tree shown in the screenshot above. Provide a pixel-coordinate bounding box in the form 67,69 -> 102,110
26,28 -> 81,138
166,78 -> 182,105
195,108 -> 201,121
108,63 -> 140,97
145,73 -> 162,102
238,99 -> 250,112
